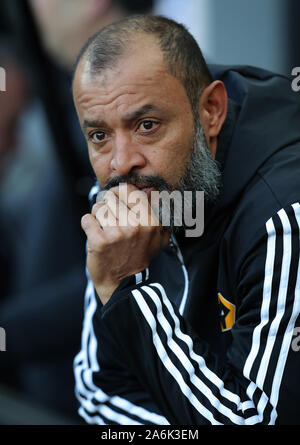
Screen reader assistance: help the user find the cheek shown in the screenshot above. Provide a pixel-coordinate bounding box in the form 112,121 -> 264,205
88,148 -> 111,185
164,118 -> 194,172
148,147 -> 190,190
157,139 -> 193,188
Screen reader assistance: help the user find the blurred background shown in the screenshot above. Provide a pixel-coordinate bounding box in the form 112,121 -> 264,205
0,0 -> 299,425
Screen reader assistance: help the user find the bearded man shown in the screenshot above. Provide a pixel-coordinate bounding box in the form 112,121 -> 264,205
72,15 -> 300,425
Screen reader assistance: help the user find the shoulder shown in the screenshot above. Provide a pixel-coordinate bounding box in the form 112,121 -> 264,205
222,144 -> 300,275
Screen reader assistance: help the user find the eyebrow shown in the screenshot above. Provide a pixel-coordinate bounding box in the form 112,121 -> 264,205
82,104 -> 163,131
122,104 -> 162,123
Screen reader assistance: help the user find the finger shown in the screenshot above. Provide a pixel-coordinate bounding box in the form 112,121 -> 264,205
125,185 -> 161,227
92,191 -> 119,229
117,183 -> 139,204
95,203 -> 130,243
91,201 -> 105,217
101,185 -> 141,227
105,192 -> 142,227
109,183 -> 143,209
95,202 -> 118,229
81,213 -> 105,250
121,184 -> 157,227
92,189 -> 117,216
108,184 -> 159,228
104,189 -> 122,222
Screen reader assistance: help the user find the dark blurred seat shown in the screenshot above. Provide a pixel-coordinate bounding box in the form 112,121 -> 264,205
0,384 -> 79,425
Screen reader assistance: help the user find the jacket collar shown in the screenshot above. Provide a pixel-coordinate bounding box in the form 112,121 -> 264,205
210,64 -> 300,210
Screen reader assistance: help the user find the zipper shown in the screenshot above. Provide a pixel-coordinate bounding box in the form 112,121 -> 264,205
170,234 -> 189,315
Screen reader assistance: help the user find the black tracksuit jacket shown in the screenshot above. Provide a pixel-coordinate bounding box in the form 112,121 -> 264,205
74,65 -> 300,425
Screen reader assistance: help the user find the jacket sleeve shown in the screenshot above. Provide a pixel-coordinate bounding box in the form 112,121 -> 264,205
99,202 -> 300,425
73,272 -> 170,426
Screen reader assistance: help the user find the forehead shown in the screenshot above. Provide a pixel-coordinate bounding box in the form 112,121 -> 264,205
73,40 -> 191,122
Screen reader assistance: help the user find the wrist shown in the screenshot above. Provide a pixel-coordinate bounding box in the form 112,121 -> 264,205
95,282 -> 120,305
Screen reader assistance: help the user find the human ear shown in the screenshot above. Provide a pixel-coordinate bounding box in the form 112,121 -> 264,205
198,81 -> 228,157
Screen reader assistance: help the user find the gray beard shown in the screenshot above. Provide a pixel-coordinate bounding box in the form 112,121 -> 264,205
177,120 -> 222,203
164,120 -> 222,234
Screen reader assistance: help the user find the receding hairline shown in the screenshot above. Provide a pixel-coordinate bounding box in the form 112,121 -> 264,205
74,31 -> 165,80
72,15 -> 213,115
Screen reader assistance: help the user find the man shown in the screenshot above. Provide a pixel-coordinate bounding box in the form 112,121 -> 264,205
72,15 -> 300,425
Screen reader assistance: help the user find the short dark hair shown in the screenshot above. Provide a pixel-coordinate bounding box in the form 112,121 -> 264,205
73,15 -> 212,114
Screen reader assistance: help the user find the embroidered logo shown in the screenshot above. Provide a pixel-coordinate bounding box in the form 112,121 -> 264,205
218,292 -> 236,332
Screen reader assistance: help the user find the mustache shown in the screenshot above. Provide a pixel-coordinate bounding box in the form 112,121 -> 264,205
104,172 -> 172,192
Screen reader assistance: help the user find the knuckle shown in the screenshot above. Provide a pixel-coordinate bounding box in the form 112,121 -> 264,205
92,201 -> 104,215
81,213 -> 91,229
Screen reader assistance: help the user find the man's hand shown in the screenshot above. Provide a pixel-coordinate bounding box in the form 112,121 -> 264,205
81,184 -> 170,305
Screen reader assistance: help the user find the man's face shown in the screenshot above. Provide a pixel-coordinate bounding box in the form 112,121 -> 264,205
73,40 -> 221,222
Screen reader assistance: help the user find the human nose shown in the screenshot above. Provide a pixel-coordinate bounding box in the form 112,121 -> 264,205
110,133 -> 146,176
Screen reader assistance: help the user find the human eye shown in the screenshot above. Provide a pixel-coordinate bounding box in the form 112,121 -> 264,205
138,120 -> 159,133
88,130 -> 107,144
